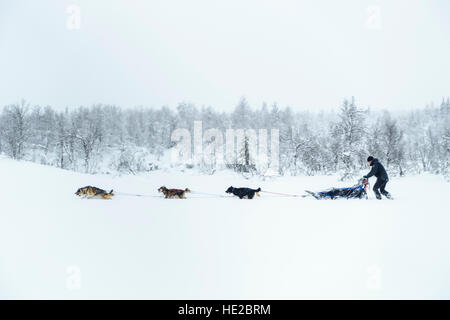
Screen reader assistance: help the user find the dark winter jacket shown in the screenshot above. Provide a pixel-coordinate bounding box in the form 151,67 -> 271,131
364,158 -> 389,181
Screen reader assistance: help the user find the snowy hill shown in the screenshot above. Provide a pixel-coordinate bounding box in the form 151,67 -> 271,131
1,157 -> 449,299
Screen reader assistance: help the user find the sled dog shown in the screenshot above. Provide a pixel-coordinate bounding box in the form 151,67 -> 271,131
158,186 -> 191,199
75,186 -> 115,199
226,186 -> 261,199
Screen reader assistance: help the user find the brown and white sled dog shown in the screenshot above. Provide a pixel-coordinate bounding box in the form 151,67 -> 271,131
158,186 -> 191,199
75,186 -> 115,199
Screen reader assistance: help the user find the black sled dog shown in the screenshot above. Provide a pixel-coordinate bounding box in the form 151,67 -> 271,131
226,186 -> 261,199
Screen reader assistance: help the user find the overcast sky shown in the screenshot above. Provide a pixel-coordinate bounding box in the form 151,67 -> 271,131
0,0 -> 449,111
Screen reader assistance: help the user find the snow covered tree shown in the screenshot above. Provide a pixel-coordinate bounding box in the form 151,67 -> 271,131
0,97 -> 448,178
380,112 -> 404,174
368,111 -> 405,175
55,111 -> 68,169
231,98 -> 254,129
293,123 -> 327,175
69,107 -> 104,173
332,97 -> 366,180
1,100 -> 30,159
235,134 -> 256,175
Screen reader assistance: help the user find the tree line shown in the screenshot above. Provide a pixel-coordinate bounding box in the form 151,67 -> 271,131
0,97 -> 449,180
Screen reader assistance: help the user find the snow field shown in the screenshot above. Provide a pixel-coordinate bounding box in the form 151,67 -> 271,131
1,158 -> 449,299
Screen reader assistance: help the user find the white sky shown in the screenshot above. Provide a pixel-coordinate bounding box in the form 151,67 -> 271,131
0,0 -> 449,111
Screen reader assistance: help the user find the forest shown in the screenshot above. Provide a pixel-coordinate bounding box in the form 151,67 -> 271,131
0,97 -> 449,180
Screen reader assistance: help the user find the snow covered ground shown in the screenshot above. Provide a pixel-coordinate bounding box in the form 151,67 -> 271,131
1,157 -> 449,299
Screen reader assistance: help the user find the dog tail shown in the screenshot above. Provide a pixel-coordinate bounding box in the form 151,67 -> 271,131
109,189 -> 114,194
256,187 -> 261,192
185,188 -> 191,192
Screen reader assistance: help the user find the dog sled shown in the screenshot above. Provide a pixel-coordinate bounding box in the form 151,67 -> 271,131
304,178 -> 369,200
74,180 -> 372,201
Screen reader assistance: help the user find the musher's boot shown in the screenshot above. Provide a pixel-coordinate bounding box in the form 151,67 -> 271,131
375,192 -> 382,200
382,191 -> 393,200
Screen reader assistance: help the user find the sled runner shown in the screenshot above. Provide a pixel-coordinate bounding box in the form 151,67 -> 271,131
305,178 -> 369,200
